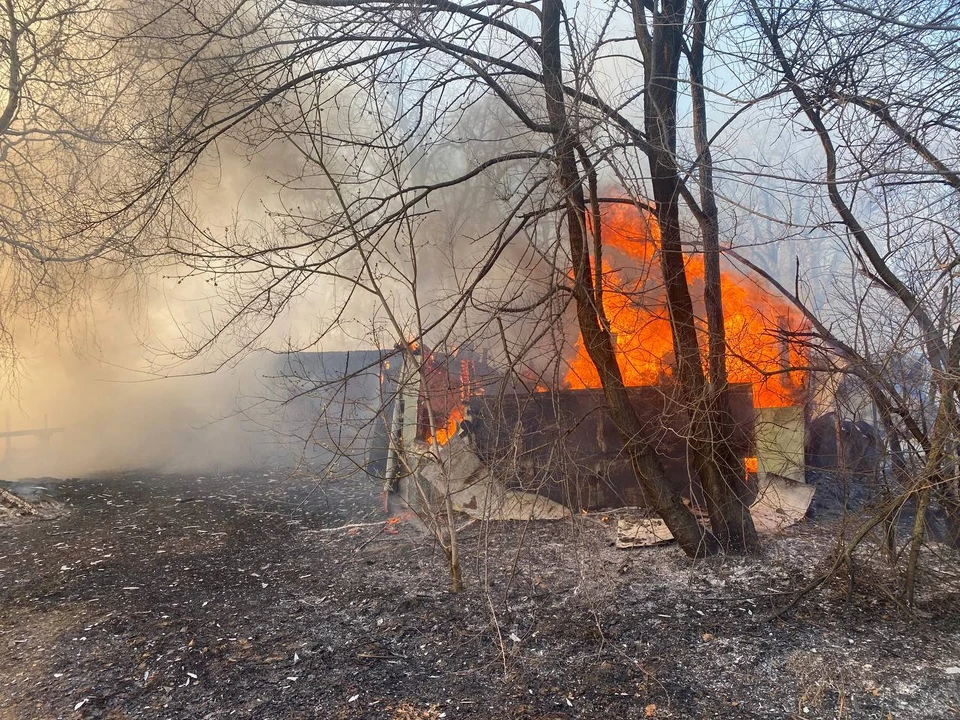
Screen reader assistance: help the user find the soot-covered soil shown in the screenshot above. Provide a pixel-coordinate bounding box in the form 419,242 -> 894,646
2,471 -> 960,719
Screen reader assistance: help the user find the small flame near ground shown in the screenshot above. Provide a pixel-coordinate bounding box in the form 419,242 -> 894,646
563,204 -> 806,408
426,406 -> 465,446
384,513 -> 415,534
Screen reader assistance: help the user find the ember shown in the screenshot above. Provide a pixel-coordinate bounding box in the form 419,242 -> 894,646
564,204 -> 806,407
384,513 -> 414,533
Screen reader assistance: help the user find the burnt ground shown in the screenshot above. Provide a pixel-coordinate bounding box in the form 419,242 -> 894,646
2,471 -> 960,719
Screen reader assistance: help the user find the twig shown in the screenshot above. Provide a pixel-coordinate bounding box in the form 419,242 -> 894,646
306,521 -> 390,533
356,652 -> 406,660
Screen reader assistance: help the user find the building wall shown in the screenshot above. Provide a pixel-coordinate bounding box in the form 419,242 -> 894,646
756,406 -> 806,483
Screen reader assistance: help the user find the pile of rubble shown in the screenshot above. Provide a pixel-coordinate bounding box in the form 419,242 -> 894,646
396,434 -> 814,550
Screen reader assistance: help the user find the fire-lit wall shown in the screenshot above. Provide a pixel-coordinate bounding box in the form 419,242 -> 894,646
756,406 -> 806,483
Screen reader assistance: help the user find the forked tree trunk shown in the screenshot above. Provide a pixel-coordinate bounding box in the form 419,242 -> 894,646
541,0 -> 718,558
633,0 -> 759,553
688,0 -> 760,553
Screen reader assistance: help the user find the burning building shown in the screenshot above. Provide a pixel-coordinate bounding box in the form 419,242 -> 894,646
368,204 -> 810,524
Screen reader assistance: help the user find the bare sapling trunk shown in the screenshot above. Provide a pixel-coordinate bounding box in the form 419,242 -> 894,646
421,388 -> 464,593
316,147 -> 464,591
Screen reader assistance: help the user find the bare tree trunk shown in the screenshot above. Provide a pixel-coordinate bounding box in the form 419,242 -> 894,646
688,0 -> 760,553
634,0 -> 759,553
542,0 -> 718,557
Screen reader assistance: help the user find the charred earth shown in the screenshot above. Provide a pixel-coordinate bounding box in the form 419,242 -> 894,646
1,471 -> 960,719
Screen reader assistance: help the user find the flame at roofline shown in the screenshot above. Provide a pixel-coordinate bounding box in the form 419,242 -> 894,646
562,203 -> 807,408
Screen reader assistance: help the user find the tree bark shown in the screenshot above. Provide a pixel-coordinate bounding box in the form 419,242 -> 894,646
637,0 -> 759,553
542,0 -> 718,557
688,0 -> 760,552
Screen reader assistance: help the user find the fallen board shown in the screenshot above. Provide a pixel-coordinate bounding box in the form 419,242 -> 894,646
616,473 -> 815,548
414,435 -> 571,521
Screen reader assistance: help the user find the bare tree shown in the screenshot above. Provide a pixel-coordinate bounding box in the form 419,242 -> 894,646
630,0 -> 760,553
0,1 -> 176,381
730,0 -> 960,602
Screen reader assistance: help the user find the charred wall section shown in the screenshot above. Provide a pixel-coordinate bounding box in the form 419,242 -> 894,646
464,385 -> 756,512
276,350 -> 388,472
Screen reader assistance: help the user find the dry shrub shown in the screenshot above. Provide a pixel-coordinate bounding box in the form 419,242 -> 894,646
786,650 -> 851,717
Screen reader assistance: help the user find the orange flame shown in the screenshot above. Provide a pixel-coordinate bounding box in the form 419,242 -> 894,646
564,204 -> 806,408
426,405 -> 465,446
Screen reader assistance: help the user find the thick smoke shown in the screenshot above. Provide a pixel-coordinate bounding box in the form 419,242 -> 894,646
0,278 -> 292,479
0,93 -> 565,481
0,143 -> 319,480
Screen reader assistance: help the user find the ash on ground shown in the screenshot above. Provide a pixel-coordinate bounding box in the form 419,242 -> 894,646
1,471 -> 959,719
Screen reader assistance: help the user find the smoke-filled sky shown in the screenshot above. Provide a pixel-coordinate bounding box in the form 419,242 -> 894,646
0,143 -> 328,479
0,112 -> 552,480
